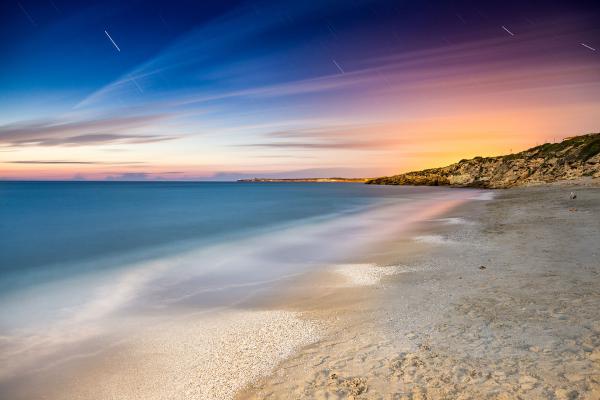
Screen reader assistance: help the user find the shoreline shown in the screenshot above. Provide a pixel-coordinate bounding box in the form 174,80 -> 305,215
4,184 -> 598,399
1,187 -> 479,400
239,184 -> 600,399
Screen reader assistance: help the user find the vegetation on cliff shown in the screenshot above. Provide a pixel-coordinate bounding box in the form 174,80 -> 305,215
366,133 -> 600,188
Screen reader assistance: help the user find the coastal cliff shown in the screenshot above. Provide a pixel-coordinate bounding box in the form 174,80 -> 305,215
367,133 -> 600,188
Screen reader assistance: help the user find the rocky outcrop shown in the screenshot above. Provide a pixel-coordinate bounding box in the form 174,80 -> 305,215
367,133 -> 600,188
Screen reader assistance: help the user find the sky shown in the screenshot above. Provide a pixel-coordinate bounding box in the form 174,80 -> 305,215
0,0 -> 599,180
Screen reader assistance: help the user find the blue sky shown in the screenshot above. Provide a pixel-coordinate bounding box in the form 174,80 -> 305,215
1,0 -> 599,180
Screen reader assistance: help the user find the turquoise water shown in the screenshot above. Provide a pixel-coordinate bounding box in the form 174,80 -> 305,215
0,181 -> 435,293
0,181 -> 477,385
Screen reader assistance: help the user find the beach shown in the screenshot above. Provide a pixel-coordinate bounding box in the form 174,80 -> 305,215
0,183 -> 475,399
4,0 -> 600,397
1,183 -> 599,399
238,183 -> 600,399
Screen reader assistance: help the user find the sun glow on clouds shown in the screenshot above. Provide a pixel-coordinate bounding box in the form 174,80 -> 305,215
1,1 -> 599,180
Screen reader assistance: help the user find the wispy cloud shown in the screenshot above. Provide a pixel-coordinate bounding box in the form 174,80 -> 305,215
235,123 -> 403,150
74,1 -> 335,109
238,141 -> 382,150
5,160 -> 145,165
0,115 -> 177,147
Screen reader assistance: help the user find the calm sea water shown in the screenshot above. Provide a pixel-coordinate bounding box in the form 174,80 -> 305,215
0,181 -> 478,385
0,181 -> 437,293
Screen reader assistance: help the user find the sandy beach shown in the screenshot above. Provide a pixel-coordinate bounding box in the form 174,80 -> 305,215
3,183 -> 599,399
4,0 -> 599,397
236,183 -> 600,399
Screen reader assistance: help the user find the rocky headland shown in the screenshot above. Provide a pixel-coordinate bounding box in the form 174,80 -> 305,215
367,133 -> 600,188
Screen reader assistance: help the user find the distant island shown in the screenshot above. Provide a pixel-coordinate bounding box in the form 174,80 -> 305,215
237,177 -> 368,183
367,133 -> 600,188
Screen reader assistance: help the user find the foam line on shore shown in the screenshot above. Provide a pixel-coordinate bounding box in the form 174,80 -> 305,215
413,235 -> 455,245
432,217 -> 473,225
335,264 -> 420,286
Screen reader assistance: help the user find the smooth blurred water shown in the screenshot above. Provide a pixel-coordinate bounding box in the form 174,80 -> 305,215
0,181 -> 429,293
0,181 -> 481,388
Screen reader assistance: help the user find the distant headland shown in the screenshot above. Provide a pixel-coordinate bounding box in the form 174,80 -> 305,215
237,178 -> 368,183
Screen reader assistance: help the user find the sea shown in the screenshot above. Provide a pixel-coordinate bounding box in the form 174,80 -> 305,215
0,181 -> 479,391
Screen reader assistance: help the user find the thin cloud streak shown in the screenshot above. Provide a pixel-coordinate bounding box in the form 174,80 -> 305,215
5,161 -> 145,165
0,114 -> 177,147
238,142 -> 371,149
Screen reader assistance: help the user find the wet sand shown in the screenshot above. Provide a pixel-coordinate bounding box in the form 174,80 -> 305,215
239,184 -> 600,399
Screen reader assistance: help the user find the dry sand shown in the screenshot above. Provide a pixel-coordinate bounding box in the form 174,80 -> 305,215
239,184 -> 600,399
